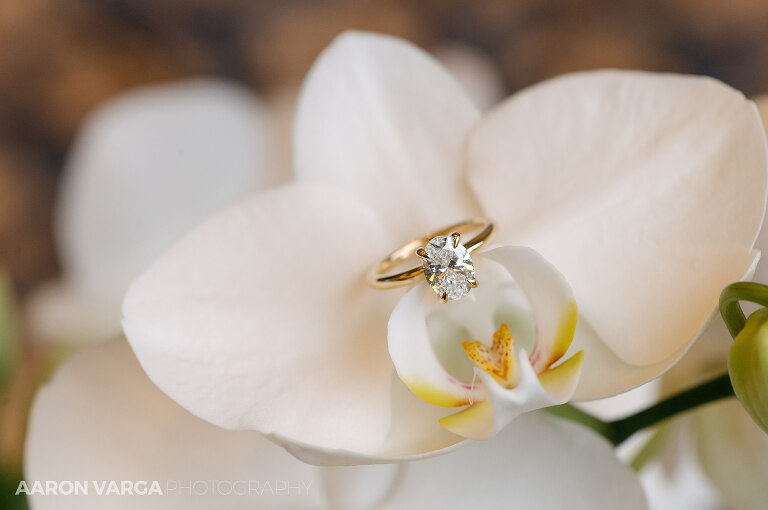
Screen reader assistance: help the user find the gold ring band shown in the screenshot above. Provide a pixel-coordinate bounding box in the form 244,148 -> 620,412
367,218 -> 495,290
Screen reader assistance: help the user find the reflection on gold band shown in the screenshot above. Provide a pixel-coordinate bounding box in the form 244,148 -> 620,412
367,218 -> 495,289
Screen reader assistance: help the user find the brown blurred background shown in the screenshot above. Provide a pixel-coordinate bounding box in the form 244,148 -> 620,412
1,1 -> 768,508
2,0 -> 768,297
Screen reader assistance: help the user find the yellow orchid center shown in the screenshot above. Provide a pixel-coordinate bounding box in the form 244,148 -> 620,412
462,323 -> 519,389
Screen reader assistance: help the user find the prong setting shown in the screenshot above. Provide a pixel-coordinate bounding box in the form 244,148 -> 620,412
422,234 -> 476,303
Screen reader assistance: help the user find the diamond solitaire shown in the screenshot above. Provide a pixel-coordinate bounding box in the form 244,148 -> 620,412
417,232 -> 477,302
366,218 -> 493,295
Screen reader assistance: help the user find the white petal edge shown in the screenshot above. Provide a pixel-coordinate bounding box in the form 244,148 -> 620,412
639,447 -> 722,510
33,78 -> 276,343
469,70 -> 767,376
755,94 -> 768,138
267,372 -> 466,466
432,44 -> 505,111
483,246 -> 578,372
751,94 -> 768,286
378,412 -> 648,510
294,31 -> 482,241
24,338 -> 326,510
122,182 -> 461,463
571,251 -> 758,400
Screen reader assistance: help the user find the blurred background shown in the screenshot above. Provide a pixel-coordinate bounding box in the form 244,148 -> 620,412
2,0 -> 768,508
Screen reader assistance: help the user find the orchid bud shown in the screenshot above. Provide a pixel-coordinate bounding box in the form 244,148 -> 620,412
728,307 -> 768,435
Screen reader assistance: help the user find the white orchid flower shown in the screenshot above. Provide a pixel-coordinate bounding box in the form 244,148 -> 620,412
25,79 -> 278,345
24,338 -> 647,510
23,54 -> 650,510
121,31 -> 767,465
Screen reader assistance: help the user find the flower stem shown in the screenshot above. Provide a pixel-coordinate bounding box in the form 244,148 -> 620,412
720,282 -> 768,338
609,373 -> 733,444
629,422 -> 673,472
546,373 -> 734,446
545,402 -> 616,441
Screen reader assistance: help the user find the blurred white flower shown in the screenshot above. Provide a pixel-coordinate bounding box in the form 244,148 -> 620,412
119,31 -> 767,465
25,337 -> 647,510
640,316 -> 768,510
25,78 -> 282,345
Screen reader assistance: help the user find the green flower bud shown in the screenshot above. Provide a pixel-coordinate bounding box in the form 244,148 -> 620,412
728,307 -> 768,435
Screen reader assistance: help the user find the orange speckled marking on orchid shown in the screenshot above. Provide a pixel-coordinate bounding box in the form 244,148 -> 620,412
463,323 -> 517,388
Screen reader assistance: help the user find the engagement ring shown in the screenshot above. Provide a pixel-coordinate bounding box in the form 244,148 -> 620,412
367,218 -> 495,302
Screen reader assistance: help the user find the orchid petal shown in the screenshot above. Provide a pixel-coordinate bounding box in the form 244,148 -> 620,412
660,315 -> 731,396
387,259 -> 519,409
756,95 -> 768,134
538,349 -> 585,401
379,412 -> 648,510
433,44 -> 505,111
319,464 -> 400,509
435,400 -> 496,440
468,71 -> 767,395
440,350 -> 581,440
566,313 -> 693,400
640,449 -> 721,510
294,31 -> 482,240
693,399 -> 768,510
25,339 -> 326,509
267,374 -> 465,465
752,94 -> 768,286
483,246 -> 578,372
389,247 -> 583,440
571,254 -> 757,401
387,284 -> 485,408
123,182 -> 410,462
28,79 -> 275,343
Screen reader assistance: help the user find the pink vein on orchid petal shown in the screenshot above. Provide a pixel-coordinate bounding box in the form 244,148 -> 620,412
388,246 -> 585,441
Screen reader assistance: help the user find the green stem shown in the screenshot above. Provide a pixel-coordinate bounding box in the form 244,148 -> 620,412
547,373 -> 734,446
610,373 -> 733,444
545,402 -> 617,442
629,422 -> 673,472
720,282 -> 768,338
